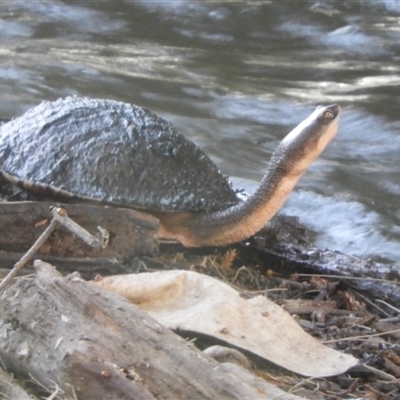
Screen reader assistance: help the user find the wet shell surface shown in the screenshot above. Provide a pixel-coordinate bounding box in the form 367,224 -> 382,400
0,96 -> 239,212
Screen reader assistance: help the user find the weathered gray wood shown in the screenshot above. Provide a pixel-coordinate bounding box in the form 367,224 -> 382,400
0,201 -> 159,260
0,261 -> 273,400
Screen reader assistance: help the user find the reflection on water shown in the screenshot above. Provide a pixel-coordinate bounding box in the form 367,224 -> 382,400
0,0 -> 399,267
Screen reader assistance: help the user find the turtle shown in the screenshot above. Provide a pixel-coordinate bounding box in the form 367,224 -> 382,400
0,96 -> 340,247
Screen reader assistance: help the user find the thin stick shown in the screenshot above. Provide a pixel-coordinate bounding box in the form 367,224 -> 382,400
0,219 -> 58,293
322,328 -> 400,344
361,364 -> 396,381
0,206 -> 104,294
375,299 -> 400,314
50,206 -> 103,249
296,273 -> 400,285
352,289 -> 391,318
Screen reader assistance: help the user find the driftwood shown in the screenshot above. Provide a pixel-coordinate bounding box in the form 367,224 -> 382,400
0,201 -> 159,260
244,215 -> 400,308
0,260 -> 296,400
255,243 -> 400,307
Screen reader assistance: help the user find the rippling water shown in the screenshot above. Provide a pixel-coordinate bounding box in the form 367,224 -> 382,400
0,1 -> 399,267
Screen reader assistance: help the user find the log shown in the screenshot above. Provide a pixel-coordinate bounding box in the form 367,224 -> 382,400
0,260 -> 279,400
244,215 -> 400,308
255,243 -> 400,307
0,201 -> 159,260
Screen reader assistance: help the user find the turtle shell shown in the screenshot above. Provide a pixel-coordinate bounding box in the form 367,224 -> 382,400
0,96 -> 238,212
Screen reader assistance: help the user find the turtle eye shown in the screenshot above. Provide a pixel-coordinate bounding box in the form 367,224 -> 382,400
324,110 -> 334,119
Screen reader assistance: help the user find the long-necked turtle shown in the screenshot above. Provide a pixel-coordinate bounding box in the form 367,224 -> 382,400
0,96 -> 340,247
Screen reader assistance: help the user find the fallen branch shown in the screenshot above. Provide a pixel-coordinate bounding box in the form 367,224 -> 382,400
0,207 -> 102,294
0,260 -> 299,400
0,217 -> 57,293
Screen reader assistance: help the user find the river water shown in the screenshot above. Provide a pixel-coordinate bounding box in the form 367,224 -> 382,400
0,1 -> 399,268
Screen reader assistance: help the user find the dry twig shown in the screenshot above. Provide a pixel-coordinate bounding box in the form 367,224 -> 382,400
0,207 -> 103,294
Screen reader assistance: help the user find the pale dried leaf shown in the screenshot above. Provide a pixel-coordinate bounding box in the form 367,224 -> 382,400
93,270 -> 358,377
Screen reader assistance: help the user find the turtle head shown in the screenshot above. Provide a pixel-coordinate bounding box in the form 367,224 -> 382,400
279,104 -> 340,173
311,104 -> 340,153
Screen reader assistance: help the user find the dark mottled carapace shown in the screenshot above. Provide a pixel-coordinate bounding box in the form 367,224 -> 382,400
0,96 -> 239,212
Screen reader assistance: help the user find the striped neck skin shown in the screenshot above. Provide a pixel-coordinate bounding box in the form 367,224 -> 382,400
158,104 -> 340,247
